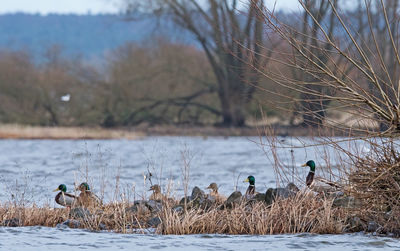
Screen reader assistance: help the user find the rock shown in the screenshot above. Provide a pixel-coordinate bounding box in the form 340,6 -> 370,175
2,218 -> 20,227
57,219 -> 81,228
265,183 -> 299,205
286,183 -> 300,193
179,196 -> 192,205
254,193 -> 266,202
98,222 -> 107,230
368,221 -> 380,232
332,196 -> 362,208
172,205 -> 184,213
147,217 -> 162,227
146,200 -> 163,213
346,216 -> 365,232
126,201 -> 151,214
328,191 -> 344,198
265,188 -> 275,205
224,191 -> 242,208
70,207 -> 92,219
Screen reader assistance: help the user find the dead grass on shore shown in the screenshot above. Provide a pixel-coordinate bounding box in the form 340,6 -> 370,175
0,124 -> 143,139
160,192 -> 344,235
0,192 -> 346,235
348,140 -> 400,234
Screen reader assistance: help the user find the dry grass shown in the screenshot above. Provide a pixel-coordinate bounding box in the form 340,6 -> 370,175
160,192 -> 344,235
0,124 -> 144,139
0,202 -> 152,232
348,140 -> 400,233
0,192 -> 347,235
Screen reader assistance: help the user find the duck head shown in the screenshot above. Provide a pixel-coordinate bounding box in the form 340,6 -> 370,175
149,184 -> 161,193
244,176 -> 255,186
206,183 -> 218,192
301,160 -> 316,173
78,182 -> 90,192
53,184 -> 67,192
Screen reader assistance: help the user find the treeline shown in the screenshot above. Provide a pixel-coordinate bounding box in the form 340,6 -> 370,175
2,0 -> 397,129
0,39 -> 283,127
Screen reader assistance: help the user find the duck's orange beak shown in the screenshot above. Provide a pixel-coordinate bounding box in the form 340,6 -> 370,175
53,188 -> 60,192
243,178 -> 249,183
301,163 -> 307,167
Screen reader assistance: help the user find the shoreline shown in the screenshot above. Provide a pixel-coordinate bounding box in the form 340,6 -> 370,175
0,124 -> 357,139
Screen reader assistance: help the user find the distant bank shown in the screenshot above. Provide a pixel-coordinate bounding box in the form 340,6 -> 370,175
0,124 -> 351,139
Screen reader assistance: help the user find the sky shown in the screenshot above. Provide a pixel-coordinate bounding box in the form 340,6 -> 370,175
0,0 -> 301,15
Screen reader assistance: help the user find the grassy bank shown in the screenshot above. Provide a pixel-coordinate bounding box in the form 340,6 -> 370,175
0,123 -> 365,139
0,193 -> 345,235
0,124 -> 144,139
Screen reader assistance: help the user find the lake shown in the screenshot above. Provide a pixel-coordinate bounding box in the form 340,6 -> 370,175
0,137 -> 398,250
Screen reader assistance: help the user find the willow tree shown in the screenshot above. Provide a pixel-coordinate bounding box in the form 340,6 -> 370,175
125,0 -> 266,126
251,0 -> 400,135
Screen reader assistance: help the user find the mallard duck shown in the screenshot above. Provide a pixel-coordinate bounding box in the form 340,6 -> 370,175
206,182 -> 226,203
301,160 -> 316,187
206,183 -> 219,196
149,184 -> 163,200
244,175 -> 256,198
77,182 -> 101,208
53,184 -> 77,207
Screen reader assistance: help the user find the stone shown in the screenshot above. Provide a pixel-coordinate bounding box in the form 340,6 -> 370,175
368,221 -> 380,232
265,188 -> 275,205
254,193 -> 266,202
2,218 -> 20,227
70,207 -> 92,219
332,196 -> 362,208
98,222 -> 107,230
179,196 -> 192,205
126,201 -> 151,214
146,200 -> 163,213
223,191 -> 242,208
265,183 -> 299,205
57,219 -> 81,228
147,217 -> 162,227
346,216 -> 365,232
172,205 -> 184,213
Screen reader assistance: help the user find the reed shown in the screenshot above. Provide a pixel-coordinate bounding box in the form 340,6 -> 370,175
347,139 -> 400,234
159,192 -> 344,235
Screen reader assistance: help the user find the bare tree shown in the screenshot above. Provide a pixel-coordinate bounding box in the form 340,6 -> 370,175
251,0 -> 400,135
125,0 -> 267,126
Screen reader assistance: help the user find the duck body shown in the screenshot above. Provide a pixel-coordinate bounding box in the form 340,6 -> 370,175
77,182 -> 101,208
149,184 -> 164,201
206,182 -> 226,203
244,176 -> 257,199
54,184 -> 77,207
306,172 -> 315,187
302,160 -> 316,187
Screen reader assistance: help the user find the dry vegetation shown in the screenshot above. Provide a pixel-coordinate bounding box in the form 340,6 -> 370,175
160,194 -> 344,235
0,192 -> 346,235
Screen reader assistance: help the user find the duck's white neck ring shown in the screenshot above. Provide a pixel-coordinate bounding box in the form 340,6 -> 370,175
309,171 -> 315,174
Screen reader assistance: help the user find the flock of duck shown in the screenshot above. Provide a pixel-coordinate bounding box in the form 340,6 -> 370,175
53,160 -> 318,208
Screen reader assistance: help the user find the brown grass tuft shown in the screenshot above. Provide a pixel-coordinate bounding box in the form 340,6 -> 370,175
159,193 -> 344,235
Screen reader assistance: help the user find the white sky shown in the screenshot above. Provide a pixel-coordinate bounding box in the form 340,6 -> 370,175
0,0 -> 301,15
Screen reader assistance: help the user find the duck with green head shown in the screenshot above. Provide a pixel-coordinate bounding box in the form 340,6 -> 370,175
244,176 -> 256,198
77,182 -> 101,208
301,160 -> 316,187
53,184 -> 77,207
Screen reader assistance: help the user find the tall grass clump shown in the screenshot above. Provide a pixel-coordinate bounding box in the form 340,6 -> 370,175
348,139 -> 400,234
159,192 -> 344,235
